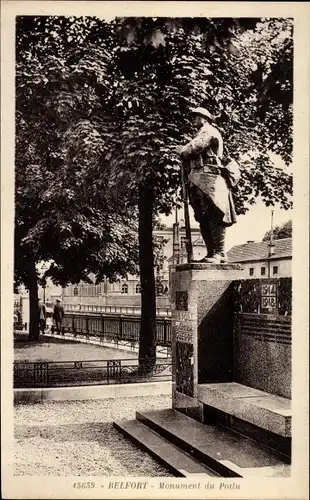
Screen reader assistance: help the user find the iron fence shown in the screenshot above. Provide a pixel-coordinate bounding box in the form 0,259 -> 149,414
14,357 -> 172,388
60,313 -> 172,347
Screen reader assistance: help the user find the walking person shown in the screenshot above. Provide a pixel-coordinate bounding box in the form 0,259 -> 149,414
180,107 -> 240,263
53,299 -> 64,335
38,299 -> 46,335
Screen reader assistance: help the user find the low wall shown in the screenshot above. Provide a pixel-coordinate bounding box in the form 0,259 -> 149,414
233,277 -> 292,316
105,295 -> 170,308
232,278 -> 291,399
63,295 -> 170,309
233,313 -> 291,398
14,381 -> 172,404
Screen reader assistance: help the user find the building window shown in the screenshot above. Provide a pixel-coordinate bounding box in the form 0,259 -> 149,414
249,268 -> 254,276
181,236 -> 187,249
261,267 -> 266,276
121,284 -> 128,294
156,283 -> 164,295
135,284 -> 142,294
73,287 -> 78,296
273,266 -> 278,275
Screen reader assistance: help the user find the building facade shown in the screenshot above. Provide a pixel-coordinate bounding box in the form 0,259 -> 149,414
227,238 -> 292,278
62,226 -> 202,313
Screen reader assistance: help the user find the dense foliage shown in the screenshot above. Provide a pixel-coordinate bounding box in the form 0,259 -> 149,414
15,16 -> 293,351
263,219 -> 292,241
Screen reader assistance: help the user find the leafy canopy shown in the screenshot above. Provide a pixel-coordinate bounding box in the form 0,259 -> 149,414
263,219 -> 292,241
15,17 -> 140,287
15,16 -> 293,286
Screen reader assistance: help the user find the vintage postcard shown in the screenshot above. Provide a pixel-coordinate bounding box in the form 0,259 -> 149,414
1,1 -> 309,499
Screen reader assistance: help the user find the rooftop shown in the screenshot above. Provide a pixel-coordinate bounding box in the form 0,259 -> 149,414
227,238 -> 292,263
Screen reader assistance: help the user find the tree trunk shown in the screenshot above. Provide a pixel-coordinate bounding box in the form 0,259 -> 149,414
138,183 -> 156,373
27,261 -> 39,341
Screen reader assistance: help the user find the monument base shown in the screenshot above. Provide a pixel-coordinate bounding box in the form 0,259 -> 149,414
114,407 -> 291,477
171,262 -> 244,422
113,264 -> 291,476
172,388 -> 204,422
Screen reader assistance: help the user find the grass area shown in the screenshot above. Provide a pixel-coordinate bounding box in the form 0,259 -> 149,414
14,333 -> 171,387
14,332 -> 138,363
14,395 -> 172,476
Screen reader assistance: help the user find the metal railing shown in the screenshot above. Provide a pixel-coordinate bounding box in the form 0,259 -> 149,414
14,358 -> 172,388
61,313 -> 172,348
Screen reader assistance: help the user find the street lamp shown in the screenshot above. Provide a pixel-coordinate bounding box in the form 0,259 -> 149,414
41,262 -> 48,304
42,277 -> 47,304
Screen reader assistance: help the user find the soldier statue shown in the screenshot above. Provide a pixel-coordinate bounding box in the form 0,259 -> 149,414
180,107 -> 240,264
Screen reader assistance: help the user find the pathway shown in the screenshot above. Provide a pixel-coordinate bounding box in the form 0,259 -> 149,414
14,395 -> 172,476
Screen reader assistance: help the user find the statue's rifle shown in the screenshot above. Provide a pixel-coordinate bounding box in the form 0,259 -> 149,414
180,158 -> 193,263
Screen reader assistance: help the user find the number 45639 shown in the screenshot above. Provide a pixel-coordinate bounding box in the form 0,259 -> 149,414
73,482 -> 95,489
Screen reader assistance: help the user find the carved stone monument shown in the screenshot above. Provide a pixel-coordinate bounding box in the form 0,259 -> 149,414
171,262 -> 244,422
173,107 -> 244,420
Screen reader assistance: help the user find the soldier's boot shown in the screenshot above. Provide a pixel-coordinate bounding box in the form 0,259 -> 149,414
206,223 -> 227,263
198,219 -> 214,260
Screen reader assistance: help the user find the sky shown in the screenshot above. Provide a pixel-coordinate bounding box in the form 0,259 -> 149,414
160,200 -> 292,252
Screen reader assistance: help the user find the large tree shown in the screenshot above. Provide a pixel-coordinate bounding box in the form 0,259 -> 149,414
99,17 -> 293,369
16,16 -> 293,363
15,18 -> 140,340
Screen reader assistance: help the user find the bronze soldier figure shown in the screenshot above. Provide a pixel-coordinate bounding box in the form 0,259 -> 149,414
180,107 -> 240,264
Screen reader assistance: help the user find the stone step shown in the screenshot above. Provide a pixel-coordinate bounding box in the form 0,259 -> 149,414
198,383 -> 291,438
136,409 -> 290,478
113,419 -> 218,477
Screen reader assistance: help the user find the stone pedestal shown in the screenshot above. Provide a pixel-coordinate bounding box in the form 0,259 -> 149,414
171,262 -> 244,422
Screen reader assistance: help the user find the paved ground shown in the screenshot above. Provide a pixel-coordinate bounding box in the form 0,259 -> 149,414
14,395 -> 172,476
14,333 -> 138,363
